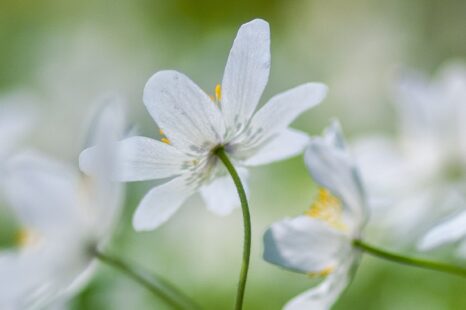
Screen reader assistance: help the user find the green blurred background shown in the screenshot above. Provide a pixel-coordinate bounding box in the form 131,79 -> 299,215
1,0 -> 466,309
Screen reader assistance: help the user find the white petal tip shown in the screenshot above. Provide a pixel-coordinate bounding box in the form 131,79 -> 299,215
417,232 -> 446,252
132,214 -> 161,232
132,202 -> 163,232
303,82 -> 329,104
210,206 -> 238,217
144,70 -> 179,93
78,147 -> 93,175
131,178 -> 191,232
132,223 -> 154,232
241,18 -> 269,30
416,242 -> 432,252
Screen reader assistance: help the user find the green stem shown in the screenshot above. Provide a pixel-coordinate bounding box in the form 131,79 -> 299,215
94,250 -> 201,310
354,239 -> 466,278
215,147 -> 251,310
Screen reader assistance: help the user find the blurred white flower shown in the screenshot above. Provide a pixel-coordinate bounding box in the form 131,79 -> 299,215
263,122 -> 367,310
418,191 -> 466,258
0,100 -> 125,309
81,18 -> 328,231
353,61 -> 466,246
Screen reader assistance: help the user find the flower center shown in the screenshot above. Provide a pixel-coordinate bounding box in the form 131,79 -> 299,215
306,188 -> 347,232
16,229 -> 41,248
303,188 -> 347,277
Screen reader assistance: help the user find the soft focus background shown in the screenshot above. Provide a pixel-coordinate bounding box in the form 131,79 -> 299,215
1,0 -> 466,309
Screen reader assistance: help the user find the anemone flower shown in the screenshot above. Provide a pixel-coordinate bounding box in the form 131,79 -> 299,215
264,121 -> 368,310
81,18 -> 327,231
0,101 -> 125,309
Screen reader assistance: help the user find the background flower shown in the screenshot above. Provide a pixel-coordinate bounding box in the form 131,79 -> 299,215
354,62 -> 466,248
264,122 -> 367,310
0,101 -> 125,309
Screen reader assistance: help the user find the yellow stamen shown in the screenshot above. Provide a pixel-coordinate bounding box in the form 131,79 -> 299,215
307,265 -> 335,278
16,229 -> 40,248
215,84 -> 222,102
159,129 -> 170,144
306,188 -> 347,231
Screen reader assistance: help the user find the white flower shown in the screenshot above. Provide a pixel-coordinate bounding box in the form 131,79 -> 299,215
263,121 -> 367,310
81,19 -> 327,231
353,62 -> 466,246
0,101 -> 125,309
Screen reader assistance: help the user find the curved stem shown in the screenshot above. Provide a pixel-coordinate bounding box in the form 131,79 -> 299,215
354,239 -> 466,278
215,147 -> 251,310
94,250 -> 201,310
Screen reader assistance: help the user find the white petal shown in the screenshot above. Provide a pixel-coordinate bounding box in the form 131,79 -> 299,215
132,175 -> 197,231
2,152 -> 80,233
0,251 -> 50,309
79,99 -> 126,179
85,96 -> 126,147
243,83 -> 327,147
263,216 -> 349,274
221,19 -> 270,134
78,98 -> 126,179
0,253 -> 25,309
321,120 -> 347,150
143,70 -> 225,155
352,136 -> 426,204
80,136 -> 193,181
0,103 -> 35,159
284,260 -> 354,310
418,210 -> 466,251
242,129 -> 310,166
365,190 -> 433,248
55,261 -> 97,304
79,100 -> 126,237
395,72 -> 445,142
17,239 -> 98,308
200,168 -> 249,216
447,67 -> 466,163
305,122 -> 367,228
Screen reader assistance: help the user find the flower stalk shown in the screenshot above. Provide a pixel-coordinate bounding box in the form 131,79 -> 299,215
354,239 -> 466,278
94,250 -> 200,310
215,147 -> 251,310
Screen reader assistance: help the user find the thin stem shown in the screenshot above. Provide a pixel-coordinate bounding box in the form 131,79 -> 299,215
215,147 -> 251,310
354,239 -> 466,278
94,250 -> 200,310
